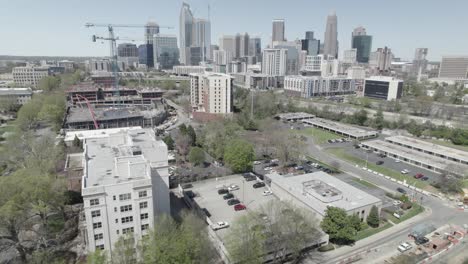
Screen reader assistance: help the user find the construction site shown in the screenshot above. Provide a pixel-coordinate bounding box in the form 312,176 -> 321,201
62,22 -> 173,131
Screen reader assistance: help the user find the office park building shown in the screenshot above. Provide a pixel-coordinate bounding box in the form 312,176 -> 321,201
81,128 -> 170,254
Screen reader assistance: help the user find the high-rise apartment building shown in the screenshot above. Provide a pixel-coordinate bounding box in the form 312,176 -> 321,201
190,72 -> 233,114
272,19 -> 286,43
412,48 -> 428,77
323,11 -> 338,58
213,50 -> 234,65
274,41 -> 301,75
12,66 -> 50,88
303,54 -> 338,77
153,34 -> 179,70
438,56 -> 468,79
369,47 -> 393,72
351,27 -> 372,63
262,49 -> 288,76
219,35 -> 236,56
81,128 -> 170,254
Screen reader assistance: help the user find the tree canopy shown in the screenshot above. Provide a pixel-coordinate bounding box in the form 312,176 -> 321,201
224,139 -> 255,173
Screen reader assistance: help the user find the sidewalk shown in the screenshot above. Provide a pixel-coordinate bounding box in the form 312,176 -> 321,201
319,206 -> 432,264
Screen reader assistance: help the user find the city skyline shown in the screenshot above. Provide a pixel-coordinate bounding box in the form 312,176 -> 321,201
1,0 -> 468,60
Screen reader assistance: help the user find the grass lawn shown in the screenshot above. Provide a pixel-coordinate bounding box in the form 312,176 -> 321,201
387,204 -> 424,224
295,127 -> 341,145
327,148 -> 428,189
356,222 -> 392,241
0,124 -> 16,135
427,139 -> 468,152
352,178 -> 378,189
463,180 -> 468,188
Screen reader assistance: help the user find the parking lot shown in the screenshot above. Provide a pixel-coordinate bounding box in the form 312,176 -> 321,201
330,145 -> 441,184
190,175 -> 277,240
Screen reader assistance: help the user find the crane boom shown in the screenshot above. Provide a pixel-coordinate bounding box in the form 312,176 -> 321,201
85,23 -> 173,29
75,94 -> 99,129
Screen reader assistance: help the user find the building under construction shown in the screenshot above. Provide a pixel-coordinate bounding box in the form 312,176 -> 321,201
63,84 -> 168,130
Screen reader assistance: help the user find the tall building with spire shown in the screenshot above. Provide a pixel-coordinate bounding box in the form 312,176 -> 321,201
323,11 -> 338,59
145,21 -> 160,44
179,2 -> 211,65
179,2 -> 194,65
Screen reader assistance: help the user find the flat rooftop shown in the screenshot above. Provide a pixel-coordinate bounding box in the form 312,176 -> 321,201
385,136 -> 468,163
276,112 -> 315,120
302,118 -> 378,138
268,171 -> 381,217
66,106 -> 164,123
64,127 -> 142,142
0,88 -> 32,95
83,128 -> 167,188
362,140 -> 468,173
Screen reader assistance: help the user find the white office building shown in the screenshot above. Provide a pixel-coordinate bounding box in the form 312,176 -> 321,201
12,66 -> 50,88
284,75 -> 356,98
303,55 -> 339,77
173,65 -> 207,76
81,128 -> 170,254
0,88 -> 33,105
262,49 -> 288,76
347,66 -> 366,79
363,76 -> 403,101
190,72 -> 232,114
213,50 -> 233,65
343,49 -> 357,64
268,172 -> 382,221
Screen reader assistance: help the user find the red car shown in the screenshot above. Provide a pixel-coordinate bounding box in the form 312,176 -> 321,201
414,173 -> 424,179
234,204 -> 246,211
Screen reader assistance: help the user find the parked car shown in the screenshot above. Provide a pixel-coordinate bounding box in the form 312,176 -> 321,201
271,159 -> 279,163
393,200 -> 402,206
253,182 -> 266,188
395,159 -> 401,163
223,193 -> 234,200
379,153 -> 387,158
181,183 -> 193,189
218,189 -> 229,195
421,176 -> 429,181
228,184 -> 239,191
264,167 -> 273,171
211,221 -> 229,231
227,199 -> 240,206
415,236 -> 429,245
401,169 -> 410,174
414,173 -> 424,179
294,165 -> 304,170
245,176 -> 256,181
263,190 -> 273,196
253,161 -> 262,165
376,160 -> 384,165
397,242 -> 412,252
397,187 -> 407,194
234,204 -> 246,211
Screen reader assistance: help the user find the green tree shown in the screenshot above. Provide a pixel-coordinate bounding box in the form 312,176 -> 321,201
112,234 -> 138,264
367,205 -> 380,228
188,147 -> 205,166
373,106 -> 385,130
162,135 -> 175,150
224,139 -> 255,173
38,76 -> 60,92
320,207 -> 357,245
352,109 -> 368,126
142,212 -> 216,263
179,123 -> 187,135
348,214 -> 362,231
86,249 -> 107,264
16,98 -> 42,130
226,214 -> 265,264
186,125 -> 197,146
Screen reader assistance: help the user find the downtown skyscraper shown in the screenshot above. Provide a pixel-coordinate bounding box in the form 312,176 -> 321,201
323,11 -> 338,59
272,19 -> 286,44
351,26 -> 372,63
179,3 -> 211,65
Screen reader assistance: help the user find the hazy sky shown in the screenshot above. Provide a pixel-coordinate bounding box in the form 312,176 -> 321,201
1,0 -> 467,61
